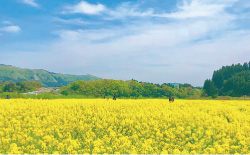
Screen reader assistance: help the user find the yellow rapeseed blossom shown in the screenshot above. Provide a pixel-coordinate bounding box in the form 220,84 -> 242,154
0,99 -> 250,154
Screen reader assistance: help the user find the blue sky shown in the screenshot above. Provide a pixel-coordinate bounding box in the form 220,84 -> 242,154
0,0 -> 250,86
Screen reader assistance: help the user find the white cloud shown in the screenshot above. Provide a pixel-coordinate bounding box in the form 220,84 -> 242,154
62,0 -> 235,19
0,26 -> 21,33
160,0 -> 229,19
56,28 -> 123,43
105,3 -> 154,19
21,0 -> 39,8
46,16 -> 237,86
54,17 -> 90,25
105,0 -> 237,20
2,21 -> 12,25
63,1 -> 106,15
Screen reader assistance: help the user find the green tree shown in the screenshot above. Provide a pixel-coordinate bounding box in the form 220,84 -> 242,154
203,79 -> 218,98
243,62 -> 249,70
224,71 -> 250,96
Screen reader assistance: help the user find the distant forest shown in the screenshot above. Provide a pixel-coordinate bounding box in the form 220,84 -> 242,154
0,79 -> 200,99
203,62 -> 250,97
60,79 -> 200,98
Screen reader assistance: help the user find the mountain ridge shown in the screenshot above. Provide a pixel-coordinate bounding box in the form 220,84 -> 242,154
0,64 -> 101,87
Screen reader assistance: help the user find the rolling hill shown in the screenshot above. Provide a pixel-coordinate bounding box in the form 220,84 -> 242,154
0,64 -> 101,87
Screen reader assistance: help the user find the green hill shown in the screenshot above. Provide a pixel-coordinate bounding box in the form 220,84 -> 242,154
0,65 -> 101,87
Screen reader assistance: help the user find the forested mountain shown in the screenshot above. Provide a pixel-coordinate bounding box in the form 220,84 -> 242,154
203,62 -> 250,97
60,79 -> 200,98
0,65 -> 100,87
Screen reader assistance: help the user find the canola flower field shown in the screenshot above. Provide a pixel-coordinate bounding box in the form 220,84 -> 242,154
0,99 -> 250,154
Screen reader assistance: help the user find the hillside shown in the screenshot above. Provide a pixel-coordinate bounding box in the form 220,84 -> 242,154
0,65 -> 101,87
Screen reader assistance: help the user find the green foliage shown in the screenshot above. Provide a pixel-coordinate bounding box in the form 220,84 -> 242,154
203,79 -> 219,98
60,89 -> 70,96
0,81 -> 41,93
0,92 -> 26,99
60,79 -> 201,99
0,64 -> 100,87
223,71 -> 250,96
211,62 -> 250,97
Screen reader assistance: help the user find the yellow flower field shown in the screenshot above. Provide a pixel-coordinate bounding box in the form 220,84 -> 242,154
0,99 -> 250,154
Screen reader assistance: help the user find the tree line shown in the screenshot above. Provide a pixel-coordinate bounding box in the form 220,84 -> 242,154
0,80 -> 41,93
60,79 -> 200,98
203,62 -> 250,97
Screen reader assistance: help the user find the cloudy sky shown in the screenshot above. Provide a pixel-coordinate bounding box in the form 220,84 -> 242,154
1,0 -> 250,86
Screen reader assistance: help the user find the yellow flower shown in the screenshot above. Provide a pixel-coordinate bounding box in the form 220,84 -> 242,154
0,99 -> 250,154
53,151 -> 60,154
